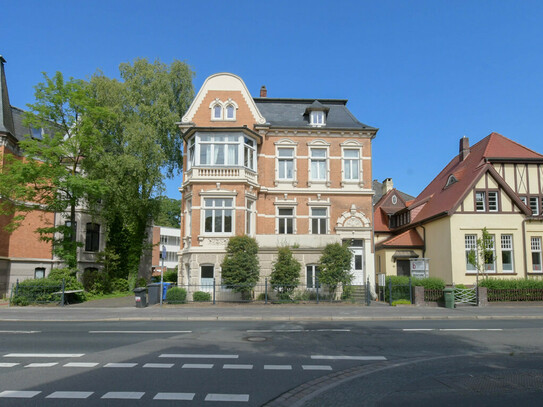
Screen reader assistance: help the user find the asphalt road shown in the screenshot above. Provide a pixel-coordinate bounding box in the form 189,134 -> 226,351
1,320 -> 543,406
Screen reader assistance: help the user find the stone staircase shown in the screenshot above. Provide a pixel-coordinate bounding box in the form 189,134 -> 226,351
351,285 -> 367,304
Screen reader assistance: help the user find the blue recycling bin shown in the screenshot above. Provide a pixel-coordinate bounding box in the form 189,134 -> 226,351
162,282 -> 173,301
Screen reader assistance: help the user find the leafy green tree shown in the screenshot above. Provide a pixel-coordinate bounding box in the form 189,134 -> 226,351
270,246 -> 301,298
221,236 -> 260,299
0,72 -> 107,270
87,58 -> 194,281
467,227 -> 495,279
154,197 -> 181,228
318,242 -> 353,297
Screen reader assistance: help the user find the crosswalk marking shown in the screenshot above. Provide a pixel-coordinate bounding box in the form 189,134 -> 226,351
160,354 -> 238,359
0,363 -> 19,367
64,362 -> 99,368
25,362 -> 58,368
102,392 -> 144,399
4,353 -> 84,358
143,363 -> 174,368
154,392 -> 195,400
302,365 -> 333,371
0,391 -> 41,398
104,363 -> 137,368
182,363 -> 214,369
205,393 -> 249,402
311,355 -> 387,361
223,364 -> 253,369
264,365 -> 292,370
46,391 -> 93,399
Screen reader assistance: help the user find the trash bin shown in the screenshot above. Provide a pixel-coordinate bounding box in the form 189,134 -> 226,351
443,288 -> 455,309
147,283 -> 161,305
162,282 -> 173,301
133,287 -> 147,308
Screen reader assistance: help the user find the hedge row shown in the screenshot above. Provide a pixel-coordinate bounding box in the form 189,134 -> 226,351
478,278 -> 543,290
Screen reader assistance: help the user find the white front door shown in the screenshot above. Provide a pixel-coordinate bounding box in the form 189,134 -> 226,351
350,245 -> 365,285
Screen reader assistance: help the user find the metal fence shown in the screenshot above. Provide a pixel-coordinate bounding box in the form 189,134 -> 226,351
424,289 -> 444,302
384,277 -> 413,305
487,288 -> 543,302
167,278 -> 369,305
10,279 -> 65,306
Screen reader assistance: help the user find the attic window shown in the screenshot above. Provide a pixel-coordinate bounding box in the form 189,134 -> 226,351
212,104 -> 222,120
30,127 -> 43,140
445,174 -> 458,188
391,195 -> 398,205
310,111 -> 325,126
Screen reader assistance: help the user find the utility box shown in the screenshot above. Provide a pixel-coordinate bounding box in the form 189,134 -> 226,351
443,288 -> 455,309
133,287 -> 147,308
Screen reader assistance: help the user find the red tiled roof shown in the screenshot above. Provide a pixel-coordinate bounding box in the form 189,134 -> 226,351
373,188 -> 409,232
409,133 -> 540,224
378,229 -> 424,248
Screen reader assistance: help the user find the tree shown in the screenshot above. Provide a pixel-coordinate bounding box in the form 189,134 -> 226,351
0,72 -> 107,270
154,197 -> 181,228
318,242 -> 353,298
270,246 -> 301,299
87,58 -> 194,282
468,227 -> 495,281
221,236 -> 260,300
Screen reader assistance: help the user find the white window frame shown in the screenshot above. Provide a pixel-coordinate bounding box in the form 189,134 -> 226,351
277,147 -> 295,180
310,111 -> 325,127
500,234 -> 514,272
310,148 -> 327,181
310,207 -> 328,235
203,198 -> 234,235
465,234 -> 477,272
211,101 -> 223,120
34,267 -> 45,279
246,199 -> 255,236
306,264 -> 321,289
484,234 -> 496,273
531,237 -> 542,272
185,199 -> 192,237
488,191 -> 498,212
341,143 -> 362,183
475,191 -> 486,212
277,207 -> 295,234
530,196 -> 540,215
190,132 -> 257,169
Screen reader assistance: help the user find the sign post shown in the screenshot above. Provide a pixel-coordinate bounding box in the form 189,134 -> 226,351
160,245 -> 166,306
410,258 -> 429,279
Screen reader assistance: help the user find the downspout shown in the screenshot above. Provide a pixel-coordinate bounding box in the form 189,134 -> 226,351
420,224 -> 426,258
522,219 -> 527,279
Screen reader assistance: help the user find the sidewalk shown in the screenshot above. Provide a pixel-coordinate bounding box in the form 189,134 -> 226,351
0,297 -> 542,321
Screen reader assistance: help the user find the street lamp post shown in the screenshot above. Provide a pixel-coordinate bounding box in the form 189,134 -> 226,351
160,245 -> 166,306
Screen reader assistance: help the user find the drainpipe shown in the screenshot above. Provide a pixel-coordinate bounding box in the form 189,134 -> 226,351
420,224 -> 426,258
522,219 -> 527,279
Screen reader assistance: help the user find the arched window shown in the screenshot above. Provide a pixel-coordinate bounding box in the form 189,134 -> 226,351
225,104 -> 235,119
213,104 -> 222,119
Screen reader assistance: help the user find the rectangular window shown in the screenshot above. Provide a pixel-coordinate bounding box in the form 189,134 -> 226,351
187,138 -> 195,170
246,200 -> 254,235
310,111 -> 325,126
201,265 -> 214,290
475,191 -> 486,211
520,196 -> 527,205
278,148 -> 294,180
186,200 -> 192,237
530,197 -> 540,215
488,191 -> 498,211
501,235 -> 513,272
531,237 -> 542,272
85,223 -> 100,252
484,234 -> 496,272
343,149 -> 359,181
64,221 -> 77,242
465,234 -> 477,272
244,138 -> 256,170
204,198 -> 233,234
278,208 -> 294,234
306,265 -> 321,289
310,148 -> 327,181
310,207 -> 327,234
34,267 -> 45,279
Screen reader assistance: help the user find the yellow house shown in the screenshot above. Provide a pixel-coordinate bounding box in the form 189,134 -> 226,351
375,133 -> 543,285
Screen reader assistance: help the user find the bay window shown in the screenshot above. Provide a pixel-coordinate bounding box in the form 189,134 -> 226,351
187,132 -> 257,170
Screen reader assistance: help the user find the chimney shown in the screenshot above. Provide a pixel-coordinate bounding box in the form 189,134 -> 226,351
459,136 -> 470,161
260,85 -> 267,98
382,178 -> 393,195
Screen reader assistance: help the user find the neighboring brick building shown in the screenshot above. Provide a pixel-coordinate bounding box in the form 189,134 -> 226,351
0,56 -> 105,295
178,73 -> 378,295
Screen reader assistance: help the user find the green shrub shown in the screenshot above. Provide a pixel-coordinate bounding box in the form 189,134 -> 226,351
136,277 -> 147,288
192,291 -> 211,302
11,269 -> 86,305
413,277 -> 445,290
81,268 -> 112,294
341,285 -> 354,300
166,287 -> 187,304
270,247 -> 300,295
111,278 -> 129,292
392,299 -> 412,306
163,269 -> 178,283
479,278 -> 543,290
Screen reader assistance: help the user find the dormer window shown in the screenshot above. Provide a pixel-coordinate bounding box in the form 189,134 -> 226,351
445,174 -> 458,188
310,111 -> 325,126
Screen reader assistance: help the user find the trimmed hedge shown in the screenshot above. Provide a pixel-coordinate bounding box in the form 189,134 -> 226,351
193,291 -> 211,302
479,278 -> 543,289
384,276 -> 445,290
166,287 -> 187,304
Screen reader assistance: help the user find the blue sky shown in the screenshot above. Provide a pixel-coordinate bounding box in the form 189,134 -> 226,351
3,1 -> 543,199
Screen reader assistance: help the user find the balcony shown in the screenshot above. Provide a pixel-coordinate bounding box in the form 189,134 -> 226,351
183,166 -> 258,185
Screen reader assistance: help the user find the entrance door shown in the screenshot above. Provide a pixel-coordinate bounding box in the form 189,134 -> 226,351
397,260 -> 410,276
349,241 -> 365,285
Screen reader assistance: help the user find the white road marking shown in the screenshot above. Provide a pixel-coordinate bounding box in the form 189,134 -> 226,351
46,391 -> 93,399
402,329 -> 434,331
154,392 -> 195,400
89,330 -> 192,334
160,354 -> 238,359
25,362 -> 58,368
0,330 -> 40,334
264,365 -> 292,370
143,363 -> 174,368
104,363 -> 137,368
223,364 -> 253,369
440,328 -> 503,331
205,393 -> 249,402
4,353 -> 84,358
63,362 -> 99,368
0,363 -> 19,367
247,329 -> 350,333
182,363 -> 214,369
0,390 -> 41,398
102,392 -> 144,399
311,355 -> 387,361
302,365 -> 333,370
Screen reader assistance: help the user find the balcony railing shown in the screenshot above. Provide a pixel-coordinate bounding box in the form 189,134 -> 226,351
184,166 -> 258,184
